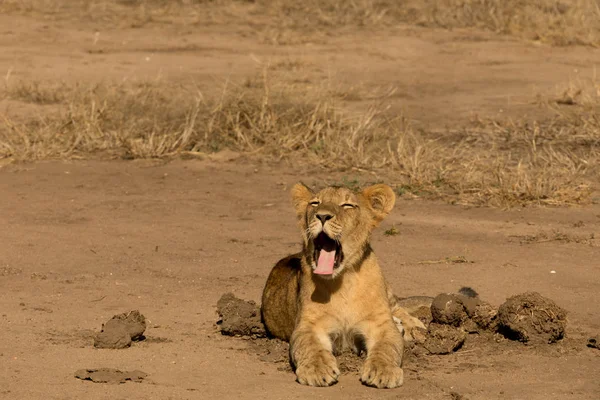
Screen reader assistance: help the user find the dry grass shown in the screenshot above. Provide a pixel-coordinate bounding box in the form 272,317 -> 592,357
407,0 -> 600,46
384,226 -> 400,236
1,74 -> 598,208
1,0 -> 599,46
417,256 -> 474,265
256,0 -> 600,46
4,81 -> 67,105
511,230 -> 598,246
538,75 -> 600,107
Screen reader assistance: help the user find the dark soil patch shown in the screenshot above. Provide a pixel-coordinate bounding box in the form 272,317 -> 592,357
244,336 -> 365,373
336,351 -> 365,374
74,368 -> 147,384
247,337 -> 289,366
587,335 -> 600,349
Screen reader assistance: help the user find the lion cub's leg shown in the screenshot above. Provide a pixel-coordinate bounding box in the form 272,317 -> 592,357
358,316 -> 404,389
387,289 -> 427,342
290,324 -> 340,387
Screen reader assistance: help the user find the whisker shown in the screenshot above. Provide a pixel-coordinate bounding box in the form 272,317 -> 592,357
305,227 -> 314,239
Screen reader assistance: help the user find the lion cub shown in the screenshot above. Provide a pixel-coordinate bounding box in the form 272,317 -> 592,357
261,183 -> 422,388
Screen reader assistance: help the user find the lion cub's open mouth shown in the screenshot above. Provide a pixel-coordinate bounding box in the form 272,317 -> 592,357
313,232 -> 342,276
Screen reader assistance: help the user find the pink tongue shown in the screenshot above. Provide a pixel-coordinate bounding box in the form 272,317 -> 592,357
314,249 -> 336,275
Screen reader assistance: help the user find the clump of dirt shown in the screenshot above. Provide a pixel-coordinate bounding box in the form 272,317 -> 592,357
74,368 -> 147,384
422,323 -> 467,354
497,292 -> 567,344
587,335 -> 600,349
430,288 -> 497,333
431,293 -> 469,326
111,310 -> 146,340
424,289 -> 569,350
94,310 -> 147,349
216,293 -> 266,338
471,302 -> 499,331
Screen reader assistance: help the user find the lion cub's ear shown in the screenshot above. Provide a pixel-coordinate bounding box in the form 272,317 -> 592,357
362,184 -> 396,223
291,182 -> 314,218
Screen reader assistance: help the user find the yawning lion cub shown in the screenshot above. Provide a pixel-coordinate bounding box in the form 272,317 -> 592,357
261,183 -> 424,388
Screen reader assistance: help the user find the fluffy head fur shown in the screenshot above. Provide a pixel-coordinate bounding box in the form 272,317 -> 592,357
291,183 -> 395,278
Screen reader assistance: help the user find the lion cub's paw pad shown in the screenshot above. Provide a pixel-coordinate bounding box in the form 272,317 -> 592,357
295,354 -> 340,387
360,360 -> 404,389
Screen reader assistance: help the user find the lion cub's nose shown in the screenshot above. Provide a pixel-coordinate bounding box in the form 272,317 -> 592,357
316,212 -> 333,224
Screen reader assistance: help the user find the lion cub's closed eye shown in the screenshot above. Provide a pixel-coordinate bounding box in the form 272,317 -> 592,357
261,182 -> 425,388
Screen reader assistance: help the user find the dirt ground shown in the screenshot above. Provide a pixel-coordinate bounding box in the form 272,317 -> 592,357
1,3 -> 600,400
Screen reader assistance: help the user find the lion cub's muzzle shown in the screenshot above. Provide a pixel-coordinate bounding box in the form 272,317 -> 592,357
313,232 -> 343,276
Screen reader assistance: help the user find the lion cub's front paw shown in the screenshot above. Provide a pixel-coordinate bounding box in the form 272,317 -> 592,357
394,315 -> 426,342
360,358 -> 404,389
295,351 -> 340,387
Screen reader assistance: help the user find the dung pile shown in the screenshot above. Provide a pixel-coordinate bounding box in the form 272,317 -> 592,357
214,289 -> 570,362
94,310 -> 147,349
415,287 -> 495,354
216,292 -> 266,338
422,323 -> 467,354
430,288 -> 498,333
497,292 -> 567,344
416,288 -> 568,354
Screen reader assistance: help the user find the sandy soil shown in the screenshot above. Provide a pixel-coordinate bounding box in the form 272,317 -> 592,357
1,159 -> 599,399
1,7 -> 600,400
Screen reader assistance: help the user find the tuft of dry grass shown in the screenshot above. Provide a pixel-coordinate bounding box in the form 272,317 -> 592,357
4,81 -> 68,105
511,230 -> 598,246
537,75 -> 600,107
384,226 -> 400,236
1,0 -> 599,46
1,74 -> 599,208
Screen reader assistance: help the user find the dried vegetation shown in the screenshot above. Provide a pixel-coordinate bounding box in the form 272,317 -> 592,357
1,0 -> 599,46
1,0 -> 599,207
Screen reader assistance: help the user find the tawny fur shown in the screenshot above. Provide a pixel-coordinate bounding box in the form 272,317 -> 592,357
261,183 -> 425,388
